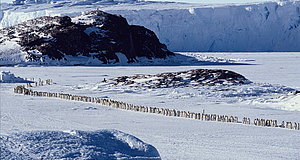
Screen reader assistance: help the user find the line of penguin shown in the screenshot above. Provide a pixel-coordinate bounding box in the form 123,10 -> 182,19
14,85 -> 300,130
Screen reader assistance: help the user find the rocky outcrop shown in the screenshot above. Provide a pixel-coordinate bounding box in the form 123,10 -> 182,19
0,10 -> 173,65
106,69 -> 251,88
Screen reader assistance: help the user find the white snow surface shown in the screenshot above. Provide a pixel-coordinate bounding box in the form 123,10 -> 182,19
1,0 -> 300,51
1,52 -> 300,160
0,41 -> 26,66
252,92 -> 300,111
0,51 -> 251,66
0,130 -> 160,160
0,71 -> 32,83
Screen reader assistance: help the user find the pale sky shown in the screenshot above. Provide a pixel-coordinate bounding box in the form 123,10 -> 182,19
0,0 -> 273,4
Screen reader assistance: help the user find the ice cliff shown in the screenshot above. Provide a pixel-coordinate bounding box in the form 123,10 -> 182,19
0,0 -> 300,51
112,1 -> 300,51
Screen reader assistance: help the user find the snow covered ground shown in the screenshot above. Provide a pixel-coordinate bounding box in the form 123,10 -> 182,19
0,49 -> 252,66
1,0 -> 300,51
1,52 -> 300,159
0,130 -> 160,159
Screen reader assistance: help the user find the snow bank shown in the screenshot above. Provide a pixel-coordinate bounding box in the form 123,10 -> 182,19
0,71 -> 31,83
0,130 -> 161,160
1,1 -> 300,51
252,92 -> 300,111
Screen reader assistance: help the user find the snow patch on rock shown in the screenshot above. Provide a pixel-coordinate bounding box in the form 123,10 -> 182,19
106,69 -> 251,88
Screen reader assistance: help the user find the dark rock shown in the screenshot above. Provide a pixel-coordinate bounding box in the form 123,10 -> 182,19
58,16 -> 72,26
0,10 -> 174,65
107,69 -> 251,88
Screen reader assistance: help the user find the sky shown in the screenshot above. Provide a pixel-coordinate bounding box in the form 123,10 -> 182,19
0,0 -> 274,4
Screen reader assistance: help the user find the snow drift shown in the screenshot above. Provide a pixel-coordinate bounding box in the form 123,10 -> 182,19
0,0 -> 300,51
0,130 -> 161,160
252,91 -> 300,111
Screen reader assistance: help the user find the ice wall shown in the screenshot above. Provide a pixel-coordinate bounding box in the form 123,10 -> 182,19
1,1 -> 300,51
0,10 -> 48,28
111,1 -> 300,51
0,9 -> 82,28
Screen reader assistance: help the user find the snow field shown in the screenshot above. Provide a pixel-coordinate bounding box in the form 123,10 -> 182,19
1,52 -> 300,159
0,49 -> 252,66
1,82 -> 300,160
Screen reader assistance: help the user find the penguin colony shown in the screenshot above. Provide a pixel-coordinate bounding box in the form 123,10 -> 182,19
14,85 -> 300,130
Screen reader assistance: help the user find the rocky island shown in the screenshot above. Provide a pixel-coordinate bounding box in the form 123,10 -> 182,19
0,10 -> 174,65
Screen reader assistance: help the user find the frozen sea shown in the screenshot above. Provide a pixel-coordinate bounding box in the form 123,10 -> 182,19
1,52 -> 300,159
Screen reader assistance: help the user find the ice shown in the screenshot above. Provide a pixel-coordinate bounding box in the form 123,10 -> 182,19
0,10 -> 50,28
114,1 -> 300,51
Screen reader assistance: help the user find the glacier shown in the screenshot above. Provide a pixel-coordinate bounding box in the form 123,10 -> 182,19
0,0 -> 300,51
